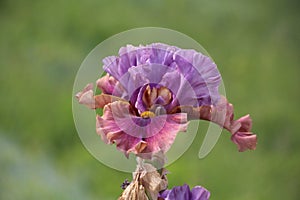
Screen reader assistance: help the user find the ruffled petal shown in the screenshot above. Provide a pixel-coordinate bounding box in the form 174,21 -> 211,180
96,102 -> 141,156
96,101 -> 188,158
231,132 -> 257,152
138,113 -> 188,159
96,73 -> 117,95
172,96 -> 257,152
231,115 -> 256,151
75,83 -> 96,109
173,49 -> 221,105
171,96 -> 240,133
236,114 -> 252,132
76,83 -> 126,109
103,43 -> 178,80
102,43 -> 221,107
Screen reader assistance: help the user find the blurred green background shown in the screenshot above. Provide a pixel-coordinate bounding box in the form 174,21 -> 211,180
0,0 -> 299,199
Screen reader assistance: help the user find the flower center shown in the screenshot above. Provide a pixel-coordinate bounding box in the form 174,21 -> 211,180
140,111 -> 156,118
142,85 -> 172,109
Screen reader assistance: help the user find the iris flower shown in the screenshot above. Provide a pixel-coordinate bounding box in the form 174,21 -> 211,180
159,184 -> 210,200
76,43 -> 257,159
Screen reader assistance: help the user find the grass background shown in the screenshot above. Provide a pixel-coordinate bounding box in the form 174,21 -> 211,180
0,0 -> 299,199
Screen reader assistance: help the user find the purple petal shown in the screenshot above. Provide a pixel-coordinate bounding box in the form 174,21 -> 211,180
102,56 -> 121,79
125,64 -> 201,112
159,184 -> 210,200
163,184 -> 191,199
118,45 -> 138,75
191,186 -> 211,200
148,43 -> 178,65
173,49 -> 221,105
102,43 -> 221,108
103,43 -> 178,80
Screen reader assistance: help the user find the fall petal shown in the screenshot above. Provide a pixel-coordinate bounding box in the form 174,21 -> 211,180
94,94 -> 127,108
75,83 -> 97,109
139,113 -> 188,159
96,73 -> 118,95
96,101 -> 188,158
231,132 -> 257,152
236,114 -> 252,132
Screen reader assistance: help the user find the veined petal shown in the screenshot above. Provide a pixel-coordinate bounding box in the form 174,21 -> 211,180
173,49 -> 221,105
138,113 -> 188,159
96,101 -> 188,158
102,43 -> 221,108
96,101 -> 140,157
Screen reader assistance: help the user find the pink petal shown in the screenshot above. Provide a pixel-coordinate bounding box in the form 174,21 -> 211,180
173,96 -> 241,134
96,102 -> 141,157
75,83 -> 96,109
231,132 -> 257,152
94,94 -> 127,109
76,83 -> 127,109
209,96 -> 238,133
237,114 -> 252,132
138,113 -> 188,159
172,96 -> 258,152
96,73 -> 119,95
96,101 -> 188,159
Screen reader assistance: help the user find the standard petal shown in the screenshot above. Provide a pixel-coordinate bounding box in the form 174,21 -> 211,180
102,43 -> 221,108
173,49 -> 221,105
125,64 -> 201,112
103,43 -> 178,81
